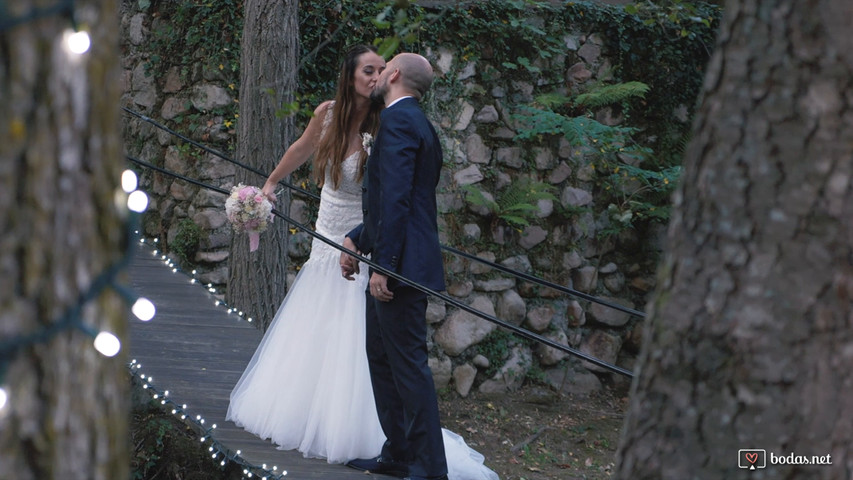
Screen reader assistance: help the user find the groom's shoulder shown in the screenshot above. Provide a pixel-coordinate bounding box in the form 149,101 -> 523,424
383,103 -> 425,123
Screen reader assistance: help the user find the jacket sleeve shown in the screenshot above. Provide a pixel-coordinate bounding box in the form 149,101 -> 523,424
373,108 -> 418,272
346,223 -> 364,252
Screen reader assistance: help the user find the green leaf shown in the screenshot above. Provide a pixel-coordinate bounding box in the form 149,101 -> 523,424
500,215 -> 530,227
574,81 -> 650,108
624,4 -> 638,15
534,92 -> 573,108
377,36 -> 401,59
372,19 -> 392,29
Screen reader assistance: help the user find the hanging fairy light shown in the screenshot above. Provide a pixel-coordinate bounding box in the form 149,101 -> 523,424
93,331 -> 121,357
127,190 -> 149,213
64,29 -> 90,54
122,170 -> 139,193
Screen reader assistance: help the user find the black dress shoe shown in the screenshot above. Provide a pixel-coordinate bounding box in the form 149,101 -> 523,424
345,456 -> 408,477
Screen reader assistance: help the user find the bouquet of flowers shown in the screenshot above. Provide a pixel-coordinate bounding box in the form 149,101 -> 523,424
225,183 -> 273,252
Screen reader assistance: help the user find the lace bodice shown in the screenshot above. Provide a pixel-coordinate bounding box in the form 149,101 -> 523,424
311,151 -> 363,260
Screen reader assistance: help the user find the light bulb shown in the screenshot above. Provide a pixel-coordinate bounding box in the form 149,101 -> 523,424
127,190 -> 149,212
65,30 -> 90,54
122,170 -> 138,192
132,297 -> 156,321
94,331 -> 121,357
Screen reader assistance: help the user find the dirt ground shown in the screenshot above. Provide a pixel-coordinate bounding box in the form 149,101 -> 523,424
437,381 -> 630,480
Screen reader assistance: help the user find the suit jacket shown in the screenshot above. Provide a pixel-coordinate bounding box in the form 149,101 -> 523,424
347,97 -> 446,292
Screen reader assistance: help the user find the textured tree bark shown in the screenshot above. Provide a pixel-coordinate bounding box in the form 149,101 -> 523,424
0,1 -> 128,479
616,0 -> 853,478
228,0 -> 299,330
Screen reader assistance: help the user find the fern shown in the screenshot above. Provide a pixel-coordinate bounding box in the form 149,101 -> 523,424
533,92 -> 572,109
462,184 -> 499,211
574,81 -> 650,109
496,179 -> 557,227
513,106 -> 640,149
463,179 -> 557,228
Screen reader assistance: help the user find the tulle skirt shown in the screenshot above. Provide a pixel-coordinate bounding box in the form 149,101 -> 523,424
226,249 -> 499,479
226,249 -> 384,462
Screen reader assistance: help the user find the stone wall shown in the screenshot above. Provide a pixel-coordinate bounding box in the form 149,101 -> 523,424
119,1 -> 675,397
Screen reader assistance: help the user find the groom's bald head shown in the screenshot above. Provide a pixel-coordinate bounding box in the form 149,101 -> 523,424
390,53 -> 434,99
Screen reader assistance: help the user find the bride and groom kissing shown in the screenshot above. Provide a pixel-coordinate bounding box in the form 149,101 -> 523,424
226,45 -> 498,480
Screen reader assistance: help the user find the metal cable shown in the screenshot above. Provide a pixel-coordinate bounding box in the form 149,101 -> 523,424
126,155 -> 633,378
121,107 -> 319,200
442,245 -> 646,318
122,107 -> 646,319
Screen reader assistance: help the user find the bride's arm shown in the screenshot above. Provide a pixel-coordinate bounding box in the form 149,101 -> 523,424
261,101 -> 332,201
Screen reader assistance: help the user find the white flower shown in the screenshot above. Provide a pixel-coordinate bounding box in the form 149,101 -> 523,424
361,132 -> 374,156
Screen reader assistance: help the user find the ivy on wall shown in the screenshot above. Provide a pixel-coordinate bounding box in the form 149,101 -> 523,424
137,0 -> 720,257
141,0 -> 719,166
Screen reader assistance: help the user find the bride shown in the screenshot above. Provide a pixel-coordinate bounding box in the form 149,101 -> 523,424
226,45 -> 499,480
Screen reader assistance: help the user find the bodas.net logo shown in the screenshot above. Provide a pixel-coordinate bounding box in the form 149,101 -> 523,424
738,449 -> 767,470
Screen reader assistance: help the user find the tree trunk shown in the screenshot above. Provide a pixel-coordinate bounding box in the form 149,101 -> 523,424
616,0 -> 853,478
0,1 -> 128,479
227,0 -> 299,329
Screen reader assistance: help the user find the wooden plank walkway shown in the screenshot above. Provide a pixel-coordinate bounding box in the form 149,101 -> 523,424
127,243 -> 370,479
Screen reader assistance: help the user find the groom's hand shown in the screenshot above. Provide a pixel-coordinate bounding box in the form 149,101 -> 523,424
369,273 -> 394,302
340,237 -> 360,280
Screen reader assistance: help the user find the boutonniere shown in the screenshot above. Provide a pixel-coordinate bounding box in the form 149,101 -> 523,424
361,132 -> 374,156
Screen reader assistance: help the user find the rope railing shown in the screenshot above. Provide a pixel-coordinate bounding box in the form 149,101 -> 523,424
122,107 -> 646,320
126,155 -> 633,378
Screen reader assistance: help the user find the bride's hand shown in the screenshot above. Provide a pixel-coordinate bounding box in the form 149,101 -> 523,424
340,237 -> 360,281
261,183 -> 277,203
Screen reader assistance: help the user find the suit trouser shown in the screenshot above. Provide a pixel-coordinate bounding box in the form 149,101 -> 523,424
365,285 -> 448,478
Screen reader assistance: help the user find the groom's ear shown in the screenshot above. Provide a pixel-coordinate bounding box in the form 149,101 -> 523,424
388,68 -> 401,84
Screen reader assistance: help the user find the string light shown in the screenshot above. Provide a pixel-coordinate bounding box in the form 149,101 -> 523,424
130,242 -> 295,478
64,29 -> 90,54
93,331 -> 121,357
122,169 -> 139,193
128,360 -> 285,479
128,190 -> 149,213
131,297 -> 156,321
0,167 -> 157,419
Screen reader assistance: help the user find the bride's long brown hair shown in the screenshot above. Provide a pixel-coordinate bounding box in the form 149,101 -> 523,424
313,45 -> 382,189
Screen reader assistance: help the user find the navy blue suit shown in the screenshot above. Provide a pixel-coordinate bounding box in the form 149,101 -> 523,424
347,97 -> 447,478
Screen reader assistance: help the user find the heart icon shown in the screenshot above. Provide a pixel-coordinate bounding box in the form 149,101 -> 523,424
745,452 -> 759,464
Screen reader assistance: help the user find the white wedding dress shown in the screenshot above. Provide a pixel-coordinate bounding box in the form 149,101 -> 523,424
226,148 -> 499,480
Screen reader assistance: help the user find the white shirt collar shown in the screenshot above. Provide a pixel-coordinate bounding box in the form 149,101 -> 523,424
385,96 -> 414,109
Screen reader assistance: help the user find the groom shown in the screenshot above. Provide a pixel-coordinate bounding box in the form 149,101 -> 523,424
340,52 -> 448,480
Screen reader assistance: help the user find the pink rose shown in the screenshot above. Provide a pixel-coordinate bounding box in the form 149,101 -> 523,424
238,186 -> 254,200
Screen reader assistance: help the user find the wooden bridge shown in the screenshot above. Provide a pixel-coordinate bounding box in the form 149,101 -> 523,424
128,242 -> 370,479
